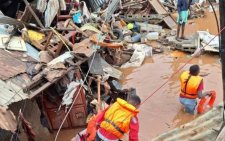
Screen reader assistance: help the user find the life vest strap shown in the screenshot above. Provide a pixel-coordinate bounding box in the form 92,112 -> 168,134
181,90 -> 197,96
104,119 -> 124,135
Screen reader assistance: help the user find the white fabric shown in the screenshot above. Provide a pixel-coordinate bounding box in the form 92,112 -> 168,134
59,0 -> 66,10
44,0 -> 59,27
62,81 -> 80,106
80,1 -> 91,20
121,44 -> 152,68
37,0 -> 47,13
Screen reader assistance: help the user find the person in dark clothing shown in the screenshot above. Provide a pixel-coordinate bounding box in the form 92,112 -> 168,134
176,0 -> 192,40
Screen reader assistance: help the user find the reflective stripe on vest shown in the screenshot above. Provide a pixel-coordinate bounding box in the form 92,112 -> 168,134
180,71 -> 202,99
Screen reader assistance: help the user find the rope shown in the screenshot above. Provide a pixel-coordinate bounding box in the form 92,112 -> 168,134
50,27 -> 71,52
141,26 -> 225,105
96,26 -> 225,140
54,30 -> 103,141
54,50 -> 97,141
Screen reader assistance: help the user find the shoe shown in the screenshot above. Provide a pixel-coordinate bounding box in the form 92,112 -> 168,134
180,37 -> 188,40
176,37 -> 182,42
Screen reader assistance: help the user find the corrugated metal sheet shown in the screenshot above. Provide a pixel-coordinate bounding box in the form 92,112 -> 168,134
152,104 -> 224,141
0,80 -> 28,106
0,106 -> 16,132
0,49 -> 33,80
88,0 -> 105,11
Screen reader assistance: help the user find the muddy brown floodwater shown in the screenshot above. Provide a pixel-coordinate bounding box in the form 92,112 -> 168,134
47,8 -> 221,141
120,51 -> 222,140
119,10 -> 222,140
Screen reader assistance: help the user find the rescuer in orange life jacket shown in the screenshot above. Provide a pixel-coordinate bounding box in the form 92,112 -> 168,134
179,64 -> 215,114
95,94 -> 141,141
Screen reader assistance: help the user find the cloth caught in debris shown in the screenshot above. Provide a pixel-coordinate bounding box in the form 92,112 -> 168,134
59,0 -> 66,10
121,44 -> 152,68
44,0 -> 59,27
37,0 -> 47,13
61,81 -> 81,107
19,111 -> 36,141
80,1 -> 91,20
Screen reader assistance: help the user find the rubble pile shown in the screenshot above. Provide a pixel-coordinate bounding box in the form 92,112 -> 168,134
0,0 -> 220,140
0,0 -> 175,115
0,0 -> 172,135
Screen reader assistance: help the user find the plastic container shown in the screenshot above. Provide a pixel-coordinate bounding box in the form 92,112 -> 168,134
146,32 -> 159,40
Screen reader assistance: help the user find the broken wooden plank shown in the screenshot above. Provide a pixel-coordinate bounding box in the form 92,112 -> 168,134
148,0 -> 176,29
22,0 -> 45,28
44,31 -> 54,50
69,21 -> 89,37
28,58 -> 89,99
90,34 -> 123,49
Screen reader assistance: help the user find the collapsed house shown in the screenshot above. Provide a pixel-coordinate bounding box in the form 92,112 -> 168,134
0,0 -> 221,140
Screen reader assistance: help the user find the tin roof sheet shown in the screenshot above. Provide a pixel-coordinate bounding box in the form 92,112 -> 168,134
0,80 -> 28,106
0,106 -> 17,132
152,104 -> 223,141
0,49 -> 32,80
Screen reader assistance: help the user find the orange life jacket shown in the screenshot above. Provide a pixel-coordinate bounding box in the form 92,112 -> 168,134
100,98 -> 139,139
86,115 -> 97,141
180,71 -> 202,99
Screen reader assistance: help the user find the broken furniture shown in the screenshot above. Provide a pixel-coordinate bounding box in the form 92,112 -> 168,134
42,85 -> 87,130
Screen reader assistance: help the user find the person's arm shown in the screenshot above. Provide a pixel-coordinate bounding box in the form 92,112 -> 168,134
197,80 -> 211,98
95,107 -> 108,126
129,116 -> 139,141
198,91 -> 211,99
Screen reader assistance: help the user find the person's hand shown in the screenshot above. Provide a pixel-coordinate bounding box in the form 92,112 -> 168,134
206,91 -> 212,96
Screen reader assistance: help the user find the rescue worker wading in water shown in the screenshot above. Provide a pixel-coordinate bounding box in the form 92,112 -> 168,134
95,94 -> 141,141
179,64 -> 213,114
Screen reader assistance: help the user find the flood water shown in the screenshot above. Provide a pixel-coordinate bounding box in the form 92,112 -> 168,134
119,10 -> 222,140
120,51 -> 222,140
47,8 -> 222,141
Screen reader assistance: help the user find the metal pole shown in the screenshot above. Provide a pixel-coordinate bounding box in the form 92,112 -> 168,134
22,0 -> 45,28
219,0 -> 225,116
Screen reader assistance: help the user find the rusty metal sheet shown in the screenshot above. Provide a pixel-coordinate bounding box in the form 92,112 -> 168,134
0,49 -> 32,80
148,0 -> 176,29
0,107 -> 17,132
